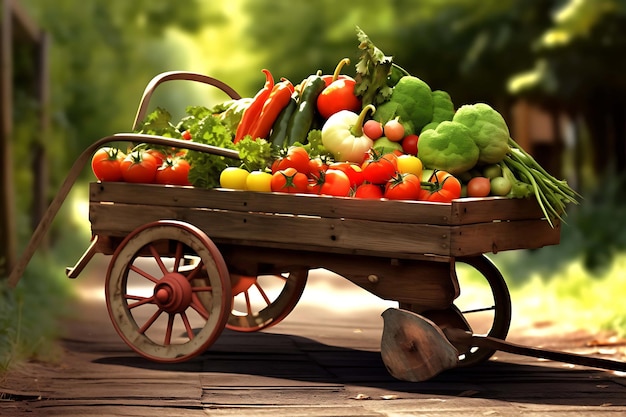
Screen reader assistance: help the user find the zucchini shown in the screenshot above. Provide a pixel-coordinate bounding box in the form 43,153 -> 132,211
285,75 -> 326,146
268,95 -> 297,148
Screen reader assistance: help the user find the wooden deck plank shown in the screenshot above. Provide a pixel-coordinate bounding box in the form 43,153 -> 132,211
2,265 -> 625,416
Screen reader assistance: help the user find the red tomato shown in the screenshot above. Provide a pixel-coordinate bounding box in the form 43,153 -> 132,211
321,74 -> 350,87
384,119 -> 405,142
353,183 -> 384,199
401,134 -> 419,156
181,130 -> 192,140
270,167 -> 309,193
384,173 -> 421,200
120,150 -> 158,183
467,176 -> 491,197
316,78 -> 362,119
91,147 -> 125,181
155,158 -> 191,186
420,170 -> 462,203
272,146 -> 311,176
319,169 -> 351,197
308,157 -> 329,180
361,151 -> 398,185
146,149 -> 167,168
328,162 -> 364,189
363,120 -> 384,140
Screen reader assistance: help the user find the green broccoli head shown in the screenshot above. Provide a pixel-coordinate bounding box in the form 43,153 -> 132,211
452,103 -> 510,165
431,90 -> 455,124
417,121 -> 479,175
373,76 -> 433,135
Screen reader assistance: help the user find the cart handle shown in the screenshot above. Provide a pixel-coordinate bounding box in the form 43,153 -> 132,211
132,71 -> 242,131
7,133 -> 239,288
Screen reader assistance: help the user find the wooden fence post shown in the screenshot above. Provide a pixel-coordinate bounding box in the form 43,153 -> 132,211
0,0 -> 47,279
1,0 -> 17,278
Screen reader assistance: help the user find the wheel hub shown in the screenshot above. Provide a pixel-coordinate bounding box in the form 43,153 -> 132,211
153,272 -> 193,313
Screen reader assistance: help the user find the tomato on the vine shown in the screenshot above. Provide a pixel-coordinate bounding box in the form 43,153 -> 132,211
466,176 -> 491,197
383,119 -> 405,142
308,157 -> 329,179
353,183 -> 384,199
384,173 -> 421,200
272,146 -> 311,176
91,147 -> 125,181
401,134 -> 419,155
246,170 -> 273,192
420,170 -> 462,203
317,169 -> 351,197
181,130 -> 192,140
363,120 -> 384,140
220,167 -> 250,190
145,149 -> 167,168
328,162 -> 364,189
270,167 -> 309,193
155,158 -> 191,186
361,151 -> 398,185
120,150 -> 158,183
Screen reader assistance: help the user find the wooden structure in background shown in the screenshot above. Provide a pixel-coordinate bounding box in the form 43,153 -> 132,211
0,0 -> 48,278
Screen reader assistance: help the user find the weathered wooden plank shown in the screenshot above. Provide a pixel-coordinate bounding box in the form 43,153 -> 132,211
89,201 -> 558,258
449,218 -> 561,256
90,182 -> 554,226
89,182 -> 454,225
89,203 -> 454,256
449,196 -> 548,224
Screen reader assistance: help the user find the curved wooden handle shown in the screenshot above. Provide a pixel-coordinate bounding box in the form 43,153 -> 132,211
132,71 -> 242,130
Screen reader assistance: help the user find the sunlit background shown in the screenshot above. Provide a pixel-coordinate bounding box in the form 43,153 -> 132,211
3,0 -> 626,369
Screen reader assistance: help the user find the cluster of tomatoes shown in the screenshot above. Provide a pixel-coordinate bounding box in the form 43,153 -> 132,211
220,145 -> 463,203
91,147 -> 191,186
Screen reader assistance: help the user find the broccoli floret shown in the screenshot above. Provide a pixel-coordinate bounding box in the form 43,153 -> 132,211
417,121 -> 479,175
431,90 -> 455,124
373,76 -> 434,135
453,103 -> 510,165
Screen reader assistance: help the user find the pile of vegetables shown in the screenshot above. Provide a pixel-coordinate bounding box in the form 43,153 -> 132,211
91,27 -> 579,227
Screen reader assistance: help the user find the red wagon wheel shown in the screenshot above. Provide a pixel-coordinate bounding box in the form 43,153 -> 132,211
226,269 -> 308,332
408,255 -> 512,367
105,220 -> 231,363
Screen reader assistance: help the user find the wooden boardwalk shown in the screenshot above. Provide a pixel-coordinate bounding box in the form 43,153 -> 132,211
2,267 -> 626,416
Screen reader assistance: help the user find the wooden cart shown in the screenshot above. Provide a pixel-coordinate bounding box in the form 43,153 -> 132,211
8,71 -> 561,373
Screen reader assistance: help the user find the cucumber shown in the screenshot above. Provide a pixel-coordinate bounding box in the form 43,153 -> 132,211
285,75 -> 326,146
268,96 -> 297,148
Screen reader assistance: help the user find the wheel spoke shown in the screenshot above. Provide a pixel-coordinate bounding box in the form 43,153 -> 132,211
253,282 -> 271,306
185,261 -> 204,281
126,295 -> 155,309
129,264 -> 160,284
244,291 -> 252,315
164,314 -> 174,345
190,294 -> 209,320
149,244 -> 169,275
173,242 -> 184,273
180,311 -> 195,340
138,308 -> 164,335
462,305 -> 496,315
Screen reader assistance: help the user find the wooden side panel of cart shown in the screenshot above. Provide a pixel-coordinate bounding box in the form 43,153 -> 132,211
89,182 -> 560,258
